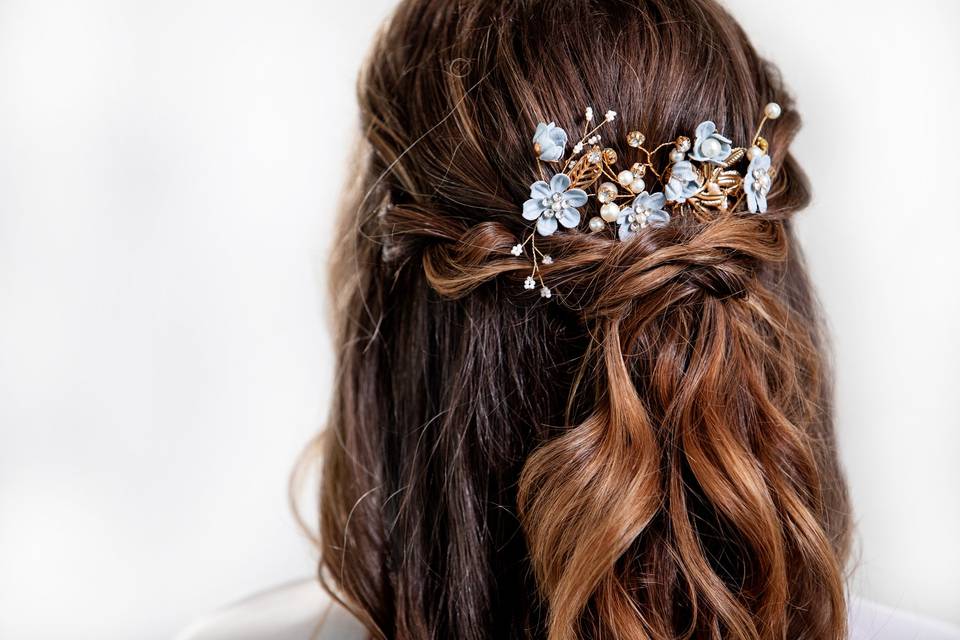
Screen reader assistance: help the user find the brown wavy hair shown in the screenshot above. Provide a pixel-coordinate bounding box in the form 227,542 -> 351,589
307,0 -> 853,638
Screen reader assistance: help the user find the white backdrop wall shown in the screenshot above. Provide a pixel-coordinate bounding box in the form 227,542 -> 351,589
0,1 -> 957,638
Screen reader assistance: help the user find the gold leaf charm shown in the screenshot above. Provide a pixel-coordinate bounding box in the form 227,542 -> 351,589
567,154 -> 603,190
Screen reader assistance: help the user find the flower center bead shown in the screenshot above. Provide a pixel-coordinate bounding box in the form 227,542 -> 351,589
752,169 -> 771,193
701,137 -> 722,158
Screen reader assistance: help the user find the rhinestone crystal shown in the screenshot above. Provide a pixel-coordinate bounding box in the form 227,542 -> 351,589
597,182 -> 618,204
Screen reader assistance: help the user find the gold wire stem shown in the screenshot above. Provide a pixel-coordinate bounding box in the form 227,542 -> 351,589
599,165 -> 620,184
536,159 -> 547,181
751,115 -> 770,146
529,233 -> 539,275
560,120 -> 610,169
649,141 -> 674,155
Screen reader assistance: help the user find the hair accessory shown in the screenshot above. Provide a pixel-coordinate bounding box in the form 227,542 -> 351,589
511,103 -> 781,295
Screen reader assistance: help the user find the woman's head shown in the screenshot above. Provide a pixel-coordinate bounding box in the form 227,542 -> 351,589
313,1 -> 852,638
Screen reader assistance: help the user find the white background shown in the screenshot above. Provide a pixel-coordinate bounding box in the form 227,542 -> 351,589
0,1 -> 957,638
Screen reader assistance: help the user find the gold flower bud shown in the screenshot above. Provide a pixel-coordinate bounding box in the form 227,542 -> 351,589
627,131 -> 645,147
675,136 -> 691,152
601,148 -> 618,164
630,162 -> 646,177
755,136 -> 769,153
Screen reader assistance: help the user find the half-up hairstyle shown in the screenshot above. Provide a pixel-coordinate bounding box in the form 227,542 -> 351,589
310,1 -> 853,638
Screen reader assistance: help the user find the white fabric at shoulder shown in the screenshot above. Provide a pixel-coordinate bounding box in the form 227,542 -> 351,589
178,581 -> 960,640
847,596 -> 960,640
175,579 -> 366,640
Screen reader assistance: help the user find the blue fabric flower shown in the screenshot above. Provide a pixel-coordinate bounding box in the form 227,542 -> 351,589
532,122 -> 568,162
744,154 -> 772,213
689,121 -> 733,164
522,173 -> 587,236
664,161 -> 701,203
616,191 -> 670,241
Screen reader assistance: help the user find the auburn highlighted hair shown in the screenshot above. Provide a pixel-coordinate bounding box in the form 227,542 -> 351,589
306,1 -> 853,638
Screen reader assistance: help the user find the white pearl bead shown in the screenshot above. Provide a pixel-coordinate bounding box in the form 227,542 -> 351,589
764,102 -> 782,119
600,202 -> 620,222
617,170 -> 634,187
747,145 -> 764,160
630,178 -> 645,193
669,150 -> 684,163
588,216 -> 605,232
700,138 -> 722,158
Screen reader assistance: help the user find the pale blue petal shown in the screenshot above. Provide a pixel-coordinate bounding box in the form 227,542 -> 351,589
756,192 -> 768,213
530,180 -> 551,199
635,193 -> 657,210
565,188 -> 588,207
532,122 -> 548,144
715,132 -> 732,144
550,172 -> 571,193
648,192 -> 666,209
748,155 -> 771,173
559,207 -> 580,228
747,190 -> 759,213
664,181 -> 682,202
616,207 -> 632,225
695,121 -> 716,140
536,215 -> 558,236
549,126 -> 568,147
523,199 -> 543,220
618,223 -> 634,242
533,122 -> 565,161
647,210 -> 670,227
673,161 -> 696,181
539,146 -> 563,162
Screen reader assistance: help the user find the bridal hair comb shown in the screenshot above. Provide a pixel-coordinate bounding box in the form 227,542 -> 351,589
512,103 -> 782,297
